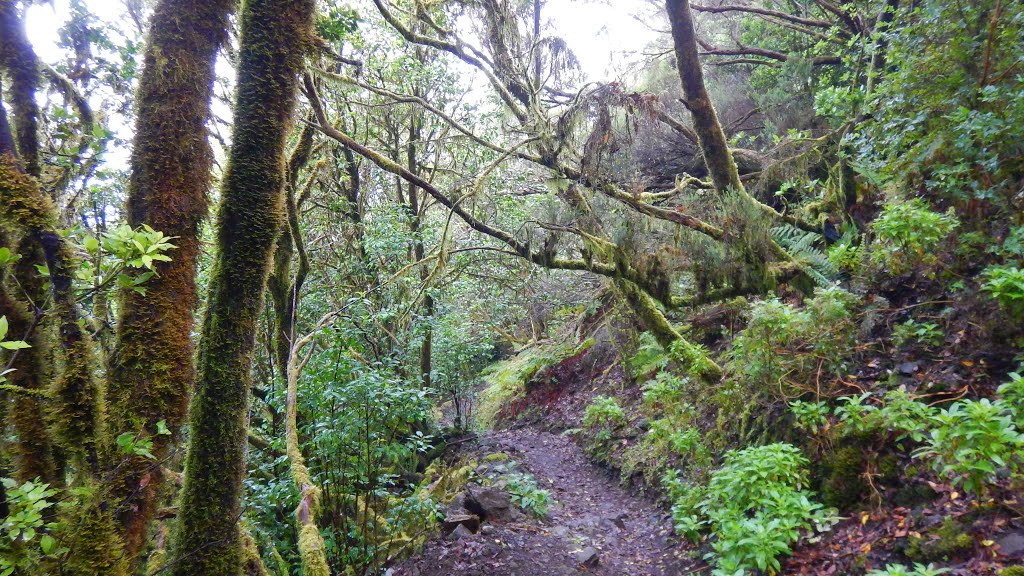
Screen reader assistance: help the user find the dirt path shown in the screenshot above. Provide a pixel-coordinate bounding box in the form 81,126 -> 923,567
392,428 -> 695,576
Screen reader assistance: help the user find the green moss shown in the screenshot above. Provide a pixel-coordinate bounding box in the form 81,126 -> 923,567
0,244 -> 56,483
0,3 -> 42,177
614,277 -> 722,381
475,343 -> 572,428
169,0 -> 315,573
61,493 -> 131,576
105,0 -> 235,559
904,517 -> 973,563
241,528 -> 271,576
819,445 -> 868,510
999,567 -> 1024,576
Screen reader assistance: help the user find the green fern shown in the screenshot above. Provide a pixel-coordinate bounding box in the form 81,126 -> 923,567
771,225 -> 838,286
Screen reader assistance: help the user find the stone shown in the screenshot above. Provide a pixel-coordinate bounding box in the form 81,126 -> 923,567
448,523 -> 474,541
898,361 -> 920,375
465,486 -> 513,521
442,512 -> 481,534
602,513 -> 627,531
550,525 -> 570,538
445,493 -> 468,515
997,530 -> 1024,557
574,546 -> 599,566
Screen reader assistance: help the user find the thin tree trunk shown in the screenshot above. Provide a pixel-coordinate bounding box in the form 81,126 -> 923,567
170,0 -> 315,572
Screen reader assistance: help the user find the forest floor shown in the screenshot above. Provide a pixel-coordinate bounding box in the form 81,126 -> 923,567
391,427 -> 697,575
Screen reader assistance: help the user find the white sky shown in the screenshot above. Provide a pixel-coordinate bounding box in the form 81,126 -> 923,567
21,0 -> 657,173
25,0 -> 656,82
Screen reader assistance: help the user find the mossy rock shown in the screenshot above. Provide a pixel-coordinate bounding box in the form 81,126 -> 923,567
819,445 -> 869,510
892,481 -> 938,508
1000,567 -> 1024,576
904,517 -> 973,562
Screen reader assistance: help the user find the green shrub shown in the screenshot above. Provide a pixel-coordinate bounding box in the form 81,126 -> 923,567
869,198 -> 958,275
789,400 -> 829,433
892,319 -> 944,348
724,287 -> 859,404
641,371 -> 690,413
998,371 -> 1024,426
832,389 -> 935,444
582,395 -> 626,429
914,398 -> 1024,495
505,472 -> 553,517
982,265 -> 1024,318
664,443 -> 834,575
629,332 -> 671,377
866,563 -> 950,576
0,478 -> 64,576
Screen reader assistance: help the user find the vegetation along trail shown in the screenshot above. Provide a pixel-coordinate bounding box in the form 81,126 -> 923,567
1,0 -> 1023,574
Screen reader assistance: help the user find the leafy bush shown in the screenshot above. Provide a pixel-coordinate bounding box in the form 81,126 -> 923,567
629,331 -> 671,377
892,319 -> 944,348
866,563 -> 950,576
982,265 -> 1024,318
664,443 -> 834,575
246,338 -> 438,574
641,371 -> 689,413
0,478 -> 63,576
869,198 -> 958,275
914,398 -> 1024,496
857,0 -> 1024,213
582,395 -> 626,429
789,400 -> 829,433
505,472 -> 553,517
724,287 -> 860,401
998,371 -> 1024,426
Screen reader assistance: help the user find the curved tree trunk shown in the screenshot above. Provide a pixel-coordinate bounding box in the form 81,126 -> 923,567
105,0 -> 235,559
170,0 -> 315,572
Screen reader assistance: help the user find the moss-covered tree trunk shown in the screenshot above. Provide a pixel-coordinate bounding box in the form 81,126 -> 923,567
665,0 -> 744,196
105,0 -> 235,558
0,0 -> 42,178
269,121 -> 315,380
170,0 -> 315,572
0,235 -> 57,484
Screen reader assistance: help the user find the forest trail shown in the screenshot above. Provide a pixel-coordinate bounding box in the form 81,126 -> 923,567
393,428 -> 695,576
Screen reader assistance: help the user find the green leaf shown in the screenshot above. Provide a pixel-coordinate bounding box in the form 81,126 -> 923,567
0,341 -> 31,350
40,533 -> 56,554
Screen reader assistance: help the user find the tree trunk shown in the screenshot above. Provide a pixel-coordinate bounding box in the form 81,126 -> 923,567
105,0 -> 235,559
170,0 -> 314,572
665,0 -> 745,195
0,0 -> 41,178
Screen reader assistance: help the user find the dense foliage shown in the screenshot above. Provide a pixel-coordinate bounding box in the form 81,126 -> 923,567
1,0 -> 1023,574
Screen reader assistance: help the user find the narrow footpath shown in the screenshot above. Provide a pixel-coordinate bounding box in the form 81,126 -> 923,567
393,428 -> 696,575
